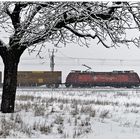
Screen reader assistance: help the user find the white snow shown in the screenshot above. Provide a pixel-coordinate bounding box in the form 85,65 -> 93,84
0,87 -> 140,138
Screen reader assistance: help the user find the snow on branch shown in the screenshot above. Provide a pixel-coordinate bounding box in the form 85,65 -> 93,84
0,2 -> 140,50
64,25 -> 97,39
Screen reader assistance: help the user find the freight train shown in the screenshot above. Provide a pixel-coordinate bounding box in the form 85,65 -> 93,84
0,70 -> 140,88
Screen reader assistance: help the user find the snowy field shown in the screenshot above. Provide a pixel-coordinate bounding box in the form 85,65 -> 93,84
0,87 -> 140,138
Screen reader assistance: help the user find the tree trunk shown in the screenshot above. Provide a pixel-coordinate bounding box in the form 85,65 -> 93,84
1,52 -> 19,113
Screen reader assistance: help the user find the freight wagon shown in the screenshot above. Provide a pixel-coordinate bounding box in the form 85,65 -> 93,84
65,70 -> 140,88
17,71 -> 62,88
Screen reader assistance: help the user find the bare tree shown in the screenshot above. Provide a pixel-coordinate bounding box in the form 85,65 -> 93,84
0,1 -> 139,113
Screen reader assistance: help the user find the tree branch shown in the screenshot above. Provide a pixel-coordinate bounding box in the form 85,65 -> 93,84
63,25 -> 111,48
64,25 -> 97,39
10,3 -> 22,31
21,5 -> 42,33
126,2 -> 140,30
96,36 -> 111,48
19,2 -> 124,48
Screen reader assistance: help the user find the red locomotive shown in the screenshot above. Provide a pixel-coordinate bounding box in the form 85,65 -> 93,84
65,70 -> 140,88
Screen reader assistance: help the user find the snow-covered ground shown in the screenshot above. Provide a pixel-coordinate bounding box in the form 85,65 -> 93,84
0,88 -> 140,138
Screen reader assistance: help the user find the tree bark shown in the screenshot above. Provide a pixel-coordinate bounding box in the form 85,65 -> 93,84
1,51 -> 20,113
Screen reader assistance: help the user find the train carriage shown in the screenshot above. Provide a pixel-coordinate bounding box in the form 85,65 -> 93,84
17,71 -> 62,88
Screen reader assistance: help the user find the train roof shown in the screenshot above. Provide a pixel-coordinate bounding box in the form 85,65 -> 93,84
70,70 -> 135,74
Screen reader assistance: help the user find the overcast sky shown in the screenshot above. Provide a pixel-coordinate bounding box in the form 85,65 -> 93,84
1,29 -> 140,82
1,39 -> 140,82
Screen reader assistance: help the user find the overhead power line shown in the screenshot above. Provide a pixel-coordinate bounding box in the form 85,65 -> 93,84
1,50 -> 140,67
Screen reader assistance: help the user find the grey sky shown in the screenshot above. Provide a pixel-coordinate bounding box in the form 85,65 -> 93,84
1,39 -> 140,82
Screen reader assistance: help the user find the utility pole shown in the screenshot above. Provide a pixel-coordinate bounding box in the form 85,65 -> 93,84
48,49 -> 57,71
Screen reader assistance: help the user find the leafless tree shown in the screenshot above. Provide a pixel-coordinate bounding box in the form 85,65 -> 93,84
0,1 -> 140,113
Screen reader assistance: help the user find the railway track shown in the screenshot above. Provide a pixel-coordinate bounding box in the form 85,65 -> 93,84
1,87 -> 140,92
